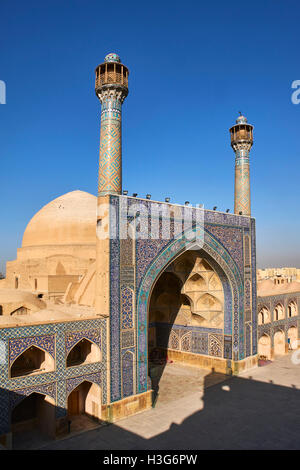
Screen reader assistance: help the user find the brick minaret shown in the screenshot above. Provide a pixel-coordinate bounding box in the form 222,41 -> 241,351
229,114 -> 254,216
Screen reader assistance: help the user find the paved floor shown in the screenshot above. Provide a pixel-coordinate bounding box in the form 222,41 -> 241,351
41,353 -> 300,450
149,361 -> 227,405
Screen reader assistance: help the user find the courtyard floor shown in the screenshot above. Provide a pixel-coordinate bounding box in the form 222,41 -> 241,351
40,353 -> 300,449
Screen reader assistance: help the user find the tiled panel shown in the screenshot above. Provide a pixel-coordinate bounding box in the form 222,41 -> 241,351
0,317 -> 107,434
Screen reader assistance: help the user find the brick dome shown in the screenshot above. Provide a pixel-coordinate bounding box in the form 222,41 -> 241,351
22,191 -> 97,248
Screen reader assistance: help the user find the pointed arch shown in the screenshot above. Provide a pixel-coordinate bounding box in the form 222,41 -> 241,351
180,331 -> 192,352
274,329 -> 285,356
258,305 -> 271,325
273,303 -> 285,321
66,337 -> 101,367
288,326 -> 298,350
67,380 -> 101,421
258,334 -> 271,360
10,344 -> 55,378
288,300 -> 298,318
136,226 -> 242,393
11,391 -> 56,438
11,390 -> 55,411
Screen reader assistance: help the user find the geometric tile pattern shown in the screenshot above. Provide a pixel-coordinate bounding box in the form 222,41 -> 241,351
245,323 -> 251,357
9,382 -> 57,410
121,330 -> 135,348
224,335 -> 232,359
245,279 -> 251,309
168,330 -> 179,350
0,317 -> 107,434
66,372 -> 102,396
208,334 -> 223,357
250,219 -> 257,355
205,224 -> 244,276
180,331 -> 191,352
192,332 -> 209,354
244,234 -> 251,267
153,323 -> 225,357
98,97 -> 122,196
121,287 -> 134,329
110,197 -> 121,402
122,351 -> 134,398
65,329 -> 101,355
108,196 -> 256,401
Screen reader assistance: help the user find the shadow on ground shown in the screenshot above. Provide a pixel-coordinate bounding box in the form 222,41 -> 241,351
42,369 -> 300,450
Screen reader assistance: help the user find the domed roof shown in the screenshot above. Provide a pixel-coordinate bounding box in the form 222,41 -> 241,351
104,52 -> 121,63
236,114 -> 248,124
22,191 -> 97,247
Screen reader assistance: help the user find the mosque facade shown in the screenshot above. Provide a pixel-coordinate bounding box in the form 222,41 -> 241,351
0,53 -> 297,449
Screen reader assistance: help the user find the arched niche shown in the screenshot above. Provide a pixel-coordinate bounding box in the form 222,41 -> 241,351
67,381 -> 101,421
10,345 -> 55,378
258,334 -> 271,360
288,326 -> 298,350
274,303 -> 285,321
66,338 -> 101,368
288,301 -> 298,318
11,392 -> 55,438
274,330 -> 285,356
258,306 -> 271,325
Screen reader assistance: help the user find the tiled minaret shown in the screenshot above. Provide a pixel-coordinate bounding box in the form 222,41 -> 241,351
94,53 -> 129,314
95,53 -> 129,196
229,114 -> 254,216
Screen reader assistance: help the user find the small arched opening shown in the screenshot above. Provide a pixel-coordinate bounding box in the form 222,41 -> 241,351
288,326 -> 298,350
10,306 -> 28,316
66,339 -> 101,368
258,306 -> 270,325
258,334 -> 271,361
10,346 -> 55,378
67,381 -> 101,430
274,303 -> 284,321
288,301 -> 298,318
274,330 -> 285,356
147,249 -> 225,402
11,392 -> 55,444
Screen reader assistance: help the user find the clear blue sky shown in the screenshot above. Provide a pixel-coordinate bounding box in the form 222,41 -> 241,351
1,0 -> 300,272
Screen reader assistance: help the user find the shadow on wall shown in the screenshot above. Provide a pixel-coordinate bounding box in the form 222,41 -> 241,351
2,367 -> 300,450
0,380 -> 101,450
